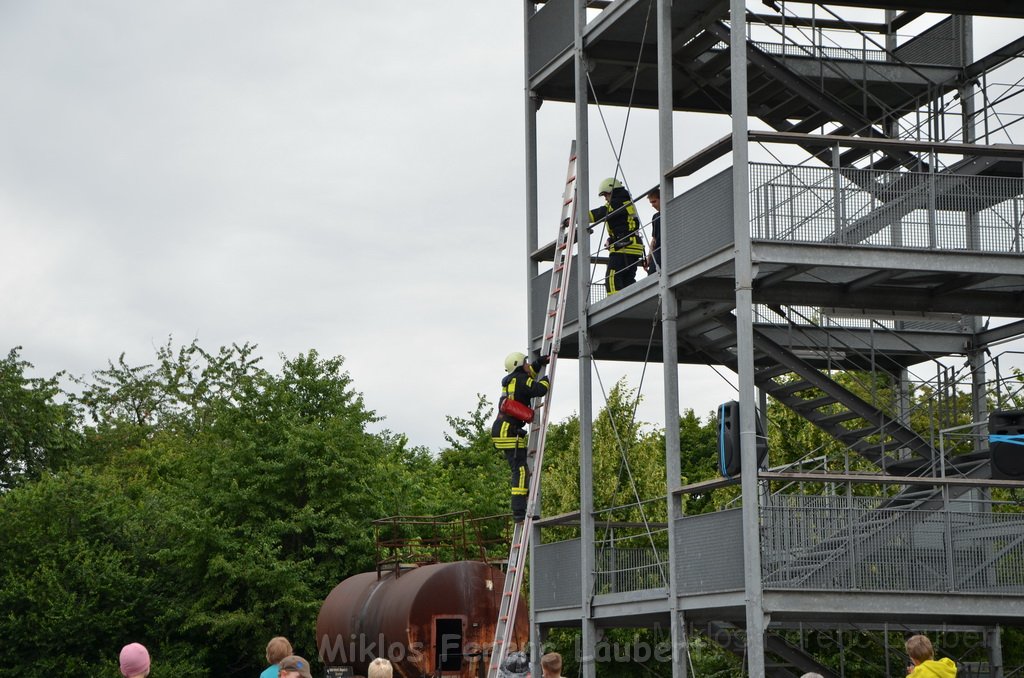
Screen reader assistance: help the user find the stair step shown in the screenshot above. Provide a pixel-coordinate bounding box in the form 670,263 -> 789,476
859,443 -> 908,459
768,380 -> 814,398
882,458 -> 935,475
784,394 -> 836,412
703,333 -> 740,351
811,410 -> 863,427
755,364 -> 794,381
838,426 -> 881,441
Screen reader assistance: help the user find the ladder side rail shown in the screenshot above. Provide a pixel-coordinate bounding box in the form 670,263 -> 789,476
486,144 -> 577,678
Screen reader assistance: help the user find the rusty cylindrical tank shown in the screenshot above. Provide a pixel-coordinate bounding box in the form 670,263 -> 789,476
316,561 -> 528,678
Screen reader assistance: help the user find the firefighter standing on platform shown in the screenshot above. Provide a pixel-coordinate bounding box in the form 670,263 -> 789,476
491,351 -> 550,522
590,177 -> 644,294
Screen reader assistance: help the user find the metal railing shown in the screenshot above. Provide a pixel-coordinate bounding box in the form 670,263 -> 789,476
533,489 -> 1024,606
594,544 -> 670,594
372,511 -> 514,575
749,163 -> 1024,252
761,494 -> 1024,593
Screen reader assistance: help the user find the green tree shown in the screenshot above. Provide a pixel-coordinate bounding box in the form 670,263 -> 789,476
677,407 -> 722,514
434,394 -> 507,520
0,347 -> 81,490
541,379 -> 666,522
0,461 -> 206,676
0,343 -> 441,678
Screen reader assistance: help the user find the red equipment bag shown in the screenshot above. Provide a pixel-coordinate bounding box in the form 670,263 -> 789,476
499,397 -> 535,423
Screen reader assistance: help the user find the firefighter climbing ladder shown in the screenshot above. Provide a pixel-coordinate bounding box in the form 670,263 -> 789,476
486,143 -> 578,678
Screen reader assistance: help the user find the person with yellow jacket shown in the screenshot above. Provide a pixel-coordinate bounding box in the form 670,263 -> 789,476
905,634 -> 957,677
589,177 -> 644,294
491,351 -> 550,522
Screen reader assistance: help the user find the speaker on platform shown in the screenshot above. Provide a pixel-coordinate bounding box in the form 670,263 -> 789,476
718,400 -> 768,479
989,409 -> 1024,480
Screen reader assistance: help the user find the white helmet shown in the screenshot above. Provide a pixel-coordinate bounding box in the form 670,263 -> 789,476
504,352 -> 527,373
598,177 -> 622,195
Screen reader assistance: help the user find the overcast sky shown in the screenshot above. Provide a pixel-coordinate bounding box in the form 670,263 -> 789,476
2,3 -> 1021,452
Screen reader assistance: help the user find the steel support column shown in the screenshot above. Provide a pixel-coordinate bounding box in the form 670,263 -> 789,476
524,0 -> 541,666
574,2 -> 597,677
730,0 -> 766,674
658,0 -> 687,676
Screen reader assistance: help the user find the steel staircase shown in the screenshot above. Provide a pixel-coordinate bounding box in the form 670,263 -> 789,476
686,311 -> 938,469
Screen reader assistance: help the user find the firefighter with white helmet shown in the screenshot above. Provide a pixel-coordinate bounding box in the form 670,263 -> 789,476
590,177 -> 643,294
491,351 -> 550,522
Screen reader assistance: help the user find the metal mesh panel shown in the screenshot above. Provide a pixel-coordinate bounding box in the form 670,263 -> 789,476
749,163 -> 1024,253
533,539 -> 582,609
752,305 -> 965,340
527,0 -> 573,76
667,167 -> 734,270
676,509 -> 745,594
950,512 -> 1024,592
901,319 -> 968,332
754,304 -> 894,330
594,546 -> 669,594
893,15 -> 965,67
761,495 -> 1024,594
712,41 -> 890,63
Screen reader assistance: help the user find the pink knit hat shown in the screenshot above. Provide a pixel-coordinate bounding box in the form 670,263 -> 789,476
119,642 -> 151,677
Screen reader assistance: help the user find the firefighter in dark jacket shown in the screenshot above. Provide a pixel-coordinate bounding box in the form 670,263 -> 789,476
590,177 -> 644,294
491,351 -> 550,522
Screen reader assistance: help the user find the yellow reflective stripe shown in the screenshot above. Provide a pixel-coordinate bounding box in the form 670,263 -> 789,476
512,467 -> 528,493
624,201 -> 638,234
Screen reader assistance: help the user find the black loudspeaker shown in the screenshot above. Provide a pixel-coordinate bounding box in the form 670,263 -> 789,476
718,400 -> 768,478
989,409 -> 1024,480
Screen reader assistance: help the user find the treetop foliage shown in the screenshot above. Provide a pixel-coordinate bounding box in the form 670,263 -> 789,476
0,347 -> 81,491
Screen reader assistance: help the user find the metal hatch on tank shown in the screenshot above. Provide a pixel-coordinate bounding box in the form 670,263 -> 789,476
316,560 -> 529,678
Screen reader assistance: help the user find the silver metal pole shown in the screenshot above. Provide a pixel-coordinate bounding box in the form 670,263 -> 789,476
729,0 -> 766,673
523,0 -> 542,665
989,625 -> 1004,678
525,55 -> 540,349
574,2 -> 596,677
657,0 -> 687,676
960,18 -> 989,453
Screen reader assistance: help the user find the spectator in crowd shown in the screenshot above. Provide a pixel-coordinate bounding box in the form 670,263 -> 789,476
119,642 -> 150,678
906,634 -> 957,677
369,657 -> 394,678
262,636 -> 294,678
279,655 -> 313,678
541,652 -> 563,678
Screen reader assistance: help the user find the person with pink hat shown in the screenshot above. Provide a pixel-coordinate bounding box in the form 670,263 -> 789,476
119,642 -> 151,678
